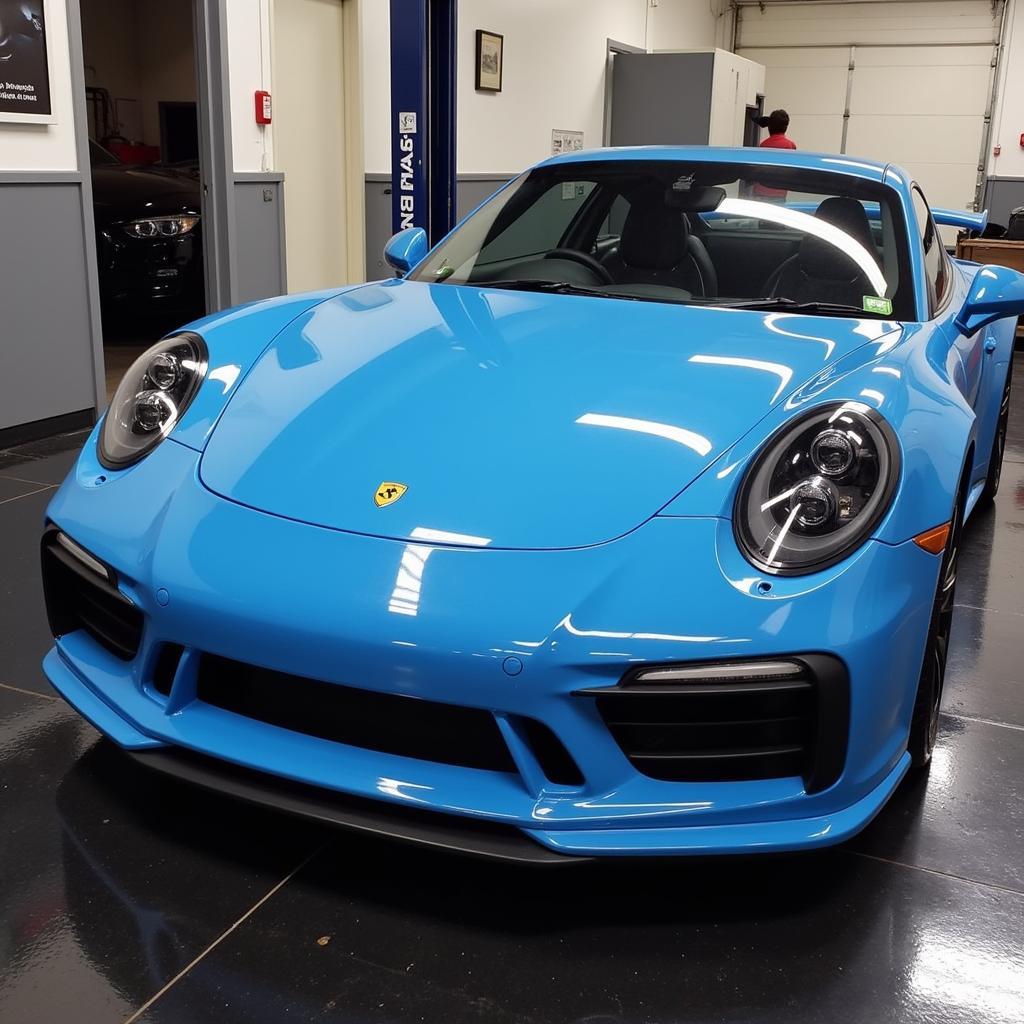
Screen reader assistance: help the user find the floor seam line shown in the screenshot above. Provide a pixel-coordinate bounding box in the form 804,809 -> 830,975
941,710 -> 1024,733
0,472 -> 59,487
0,483 -> 57,507
0,681 -> 60,702
849,849 -> 1024,898
120,841 -> 329,1024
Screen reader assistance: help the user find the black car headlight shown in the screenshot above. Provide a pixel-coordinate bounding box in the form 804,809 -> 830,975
123,215 -> 199,239
734,402 -> 900,575
99,333 -> 208,469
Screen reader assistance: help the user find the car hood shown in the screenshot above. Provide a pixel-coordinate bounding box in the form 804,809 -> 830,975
90,165 -> 200,225
199,280 -> 897,549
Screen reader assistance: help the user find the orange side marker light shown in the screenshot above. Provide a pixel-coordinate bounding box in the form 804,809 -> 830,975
914,522 -> 950,554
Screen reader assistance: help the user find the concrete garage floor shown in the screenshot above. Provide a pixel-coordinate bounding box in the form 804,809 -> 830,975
0,355 -> 1022,1023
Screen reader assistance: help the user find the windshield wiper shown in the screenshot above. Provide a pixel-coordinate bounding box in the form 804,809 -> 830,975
477,279 -> 636,300
711,297 -> 887,316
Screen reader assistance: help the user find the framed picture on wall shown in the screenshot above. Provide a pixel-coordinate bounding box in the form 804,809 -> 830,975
0,0 -> 55,123
475,30 -> 503,93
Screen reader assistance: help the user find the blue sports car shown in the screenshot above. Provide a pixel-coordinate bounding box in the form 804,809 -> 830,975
41,147 -> 1018,861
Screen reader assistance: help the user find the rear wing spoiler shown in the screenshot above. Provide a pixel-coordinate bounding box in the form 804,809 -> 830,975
703,202 -> 989,234
930,207 -> 988,233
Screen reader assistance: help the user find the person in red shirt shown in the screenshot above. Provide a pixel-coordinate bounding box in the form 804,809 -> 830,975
753,110 -> 796,199
758,109 -> 796,151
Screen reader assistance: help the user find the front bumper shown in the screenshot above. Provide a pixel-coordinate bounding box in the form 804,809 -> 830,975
97,229 -> 203,311
43,434 -> 937,859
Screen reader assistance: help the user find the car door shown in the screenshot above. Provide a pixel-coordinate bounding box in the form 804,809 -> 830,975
912,186 -> 984,408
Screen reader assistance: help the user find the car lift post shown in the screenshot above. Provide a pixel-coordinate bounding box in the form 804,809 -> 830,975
389,0 -> 458,246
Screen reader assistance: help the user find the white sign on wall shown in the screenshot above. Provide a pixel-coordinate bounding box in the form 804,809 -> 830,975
551,129 -> 584,155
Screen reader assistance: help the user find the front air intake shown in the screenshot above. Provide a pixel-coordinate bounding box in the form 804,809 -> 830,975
196,654 -> 519,773
577,655 -> 848,793
40,529 -> 143,661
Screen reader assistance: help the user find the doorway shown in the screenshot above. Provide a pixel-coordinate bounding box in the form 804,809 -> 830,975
79,0 -> 205,399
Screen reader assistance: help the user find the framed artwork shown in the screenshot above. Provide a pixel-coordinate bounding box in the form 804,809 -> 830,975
0,0 -> 55,124
475,30 -> 503,92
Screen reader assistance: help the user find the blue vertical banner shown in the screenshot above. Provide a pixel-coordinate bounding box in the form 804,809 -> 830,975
390,0 -> 428,237
390,0 -> 457,245
428,0 -> 458,243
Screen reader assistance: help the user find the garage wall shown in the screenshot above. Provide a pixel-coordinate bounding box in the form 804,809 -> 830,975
986,0 -> 1024,223
362,0 -> 725,175
135,0 -> 197,147
80,0 -> 196,148
360,0 -> 722,275
737,1 -> 1002,212
0,0 -> 102,441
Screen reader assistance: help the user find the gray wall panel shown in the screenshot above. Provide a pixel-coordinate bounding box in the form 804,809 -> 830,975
0,183 -> 97,431
982,177 -> 1024,229
364,175 -> 510,282
233,179 -> 287,303
610,52 -> 714,147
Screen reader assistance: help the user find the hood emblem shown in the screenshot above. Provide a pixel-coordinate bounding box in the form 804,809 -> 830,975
374,481 -> 408,508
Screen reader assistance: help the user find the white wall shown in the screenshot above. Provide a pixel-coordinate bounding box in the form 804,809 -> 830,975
649,0 -> 730,52
274,0 -> 350,289
225,0 -> 274,172
989,0 -> 1024,177
738,1 -> 1002,210
360,0 -> 722,175
0,0 -> 78,171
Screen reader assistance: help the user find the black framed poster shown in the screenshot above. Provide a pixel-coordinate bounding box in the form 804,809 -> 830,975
0,0 -> 54,122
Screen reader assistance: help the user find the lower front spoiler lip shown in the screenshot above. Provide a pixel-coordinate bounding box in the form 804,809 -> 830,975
46,645 -> 912,862
128,746 -> 585,866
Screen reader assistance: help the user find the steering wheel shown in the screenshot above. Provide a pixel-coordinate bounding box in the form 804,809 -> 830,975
544,247 -> 615,285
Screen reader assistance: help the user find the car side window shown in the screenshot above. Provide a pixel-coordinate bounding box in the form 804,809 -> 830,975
912,186 -> 950,317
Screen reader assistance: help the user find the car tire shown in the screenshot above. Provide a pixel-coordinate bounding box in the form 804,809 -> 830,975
978,359 -> 1013,506
908,472 -> 966,769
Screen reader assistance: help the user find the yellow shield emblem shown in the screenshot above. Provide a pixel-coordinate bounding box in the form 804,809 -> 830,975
374,481 -> 408,508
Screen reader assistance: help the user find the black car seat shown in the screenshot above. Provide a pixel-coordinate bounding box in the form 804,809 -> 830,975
603,193 -> 718,296
764,196 -> 880,307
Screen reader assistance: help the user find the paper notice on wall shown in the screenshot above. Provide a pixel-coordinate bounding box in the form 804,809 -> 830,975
551,130 -> 584,155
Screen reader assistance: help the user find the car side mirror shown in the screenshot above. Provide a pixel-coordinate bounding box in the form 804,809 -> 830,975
954,263 -> 1024,335
383,227 -> 429,276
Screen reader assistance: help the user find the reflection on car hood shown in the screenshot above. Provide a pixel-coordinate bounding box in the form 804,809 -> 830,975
90,165 -> 200,225
199,280 -> 901,549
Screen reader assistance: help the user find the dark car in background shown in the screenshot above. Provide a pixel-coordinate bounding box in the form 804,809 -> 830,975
88,140 -> 204,324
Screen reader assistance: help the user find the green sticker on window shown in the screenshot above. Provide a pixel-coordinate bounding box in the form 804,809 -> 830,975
863,295 -> 893,316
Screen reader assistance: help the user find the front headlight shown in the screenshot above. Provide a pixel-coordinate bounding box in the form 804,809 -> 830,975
99,333 -> 208,469
734,402 -> 900,575
123,214 -> 199,239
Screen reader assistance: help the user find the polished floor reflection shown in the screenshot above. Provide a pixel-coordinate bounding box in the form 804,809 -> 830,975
2,355 -> 1023,1024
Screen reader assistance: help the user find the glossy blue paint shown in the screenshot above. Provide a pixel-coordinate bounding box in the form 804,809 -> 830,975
383,227 -> 430,274
931,206 -> 988,233
42,147 -> 1023,858
954,264 -> 1024,335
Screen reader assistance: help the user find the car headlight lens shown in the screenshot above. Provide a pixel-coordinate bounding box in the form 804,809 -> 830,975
123,215 -> 199,239
734,402 -> 900,575
99,333 -> 207,468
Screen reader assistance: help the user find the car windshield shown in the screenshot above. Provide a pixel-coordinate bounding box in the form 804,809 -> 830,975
410,159 -> 915,320
89,139 -> 120,166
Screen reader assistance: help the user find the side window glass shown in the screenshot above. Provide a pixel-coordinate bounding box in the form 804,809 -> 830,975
912,186 -> 948,315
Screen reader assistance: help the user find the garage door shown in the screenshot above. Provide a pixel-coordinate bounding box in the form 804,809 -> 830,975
738,1 -> 1001,211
